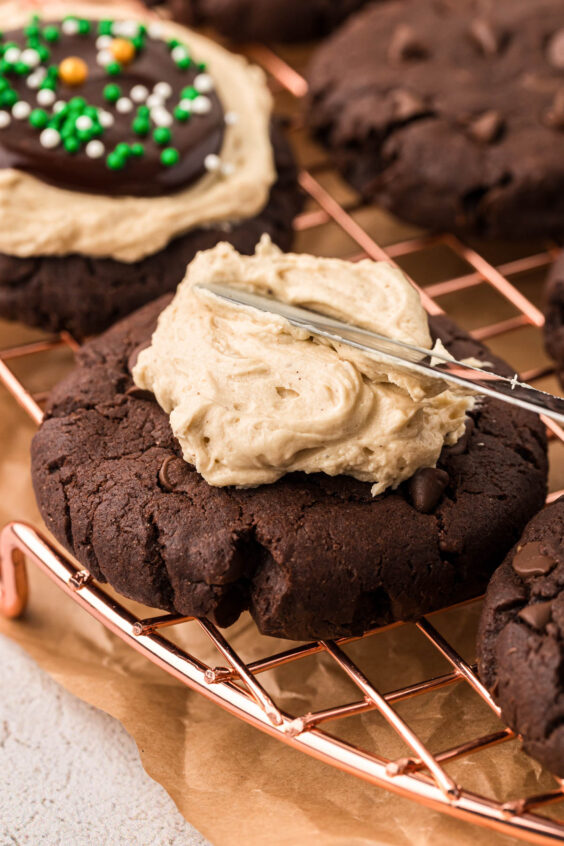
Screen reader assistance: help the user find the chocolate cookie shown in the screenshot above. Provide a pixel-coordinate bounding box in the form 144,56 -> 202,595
0,12 -> 301,336
477,499 -> 564,776
307,0 -> 564,240
31,298 -> 547,641
167,0 -> 369,43
544,252 -> 564,387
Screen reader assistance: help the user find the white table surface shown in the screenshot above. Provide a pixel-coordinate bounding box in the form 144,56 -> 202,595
0,634 -> 211,846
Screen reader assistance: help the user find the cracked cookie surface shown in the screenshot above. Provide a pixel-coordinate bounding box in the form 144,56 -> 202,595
477,499 -> 564,776
306,0 -> 564,239
31,297 -> 548,640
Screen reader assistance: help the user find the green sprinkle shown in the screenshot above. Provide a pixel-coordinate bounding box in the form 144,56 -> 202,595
197,62 -> 207,71
14,62 -> 30,76
98,20 -> 114,36
137,105 -> 150,117
131,35 -> 145,51
69,96 -> 86,110
153,126 -> 171,146
78,19 -> 91,35
77,128 -> 93,142
1,42 -> 18,54
46,64 -> 59,78
64,136 -> 80,153
1,90 -> 17,108
115,142 -> 131,158
132,117 -> 149,136
161,147 -> 179,167
107,151 -> 126,170
131,142 -> 144,157
43,25 -> 60,43
103,83 -> 121,103
37,44 -> 50,63
24,24 -> 40,38
29,108 -> 48,129
167,38 -> 181,49
176,56 -> 191,70
174,106 -> 190,122
138,24 -> 147,35
181,86 -> 198,100
0,77 -> 9,92
106,61 -> 121,76
0,60 -> 11,75
39,79 -> 56,91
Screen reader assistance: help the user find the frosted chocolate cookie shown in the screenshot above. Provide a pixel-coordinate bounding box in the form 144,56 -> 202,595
478,499 -> 564,776
307,0 -> 564,239
0,5 -> 300,336
31,239 -> 548,640
167,0 -> 370,43
544,252 -> 564,386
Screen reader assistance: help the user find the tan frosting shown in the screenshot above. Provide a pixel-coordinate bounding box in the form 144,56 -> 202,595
0,2 -> 275,262
133,238 -> 474,495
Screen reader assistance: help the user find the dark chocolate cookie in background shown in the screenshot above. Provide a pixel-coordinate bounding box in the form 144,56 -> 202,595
544,252 -> 564,387
0,11 -> 301,337
166,0 -> 370,43
31,298 -> 547,641
307,0 -> 564,240
477,499 -> 564,776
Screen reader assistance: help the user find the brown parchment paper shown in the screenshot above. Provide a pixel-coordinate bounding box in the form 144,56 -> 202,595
1,3 -> 564,843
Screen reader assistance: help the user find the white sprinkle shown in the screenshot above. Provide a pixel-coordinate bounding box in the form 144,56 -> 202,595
116,97 -> 133,114
20,48 -> 41,68
86,140 -> 105,159
171,46 -> 188,63
40,128 -> 60,149
204,153 -> 221,173
37,89 -> 56,107
153,82 -> 172,100
148,22 -> 163,39
178,99 -> 193,112
26,69 -> 46,89
130,84 -> 149,103
97,49 -> 113,67
221,162 -> 235,177
151,107 -> 172,127
4,47 -> 20,64
113,20 -> 139,38
224,111 -> 239,126
194,73 -> 214,94
12,101 -> 31,120
75,115 -> 93,131
192,95 -> 212,115
53,100 -> 67,113
62,19 -> 79,36
99,109 -> 114,128
146,93 -> 164,109
0,111 -> 11,128
96,35 -> 112,49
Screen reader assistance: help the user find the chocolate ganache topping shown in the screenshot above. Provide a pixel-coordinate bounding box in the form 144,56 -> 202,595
0,14 -> 225,196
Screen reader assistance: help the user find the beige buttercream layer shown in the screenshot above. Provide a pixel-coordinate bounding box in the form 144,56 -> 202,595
133,238 -> 474,494
0,2 -> 275,262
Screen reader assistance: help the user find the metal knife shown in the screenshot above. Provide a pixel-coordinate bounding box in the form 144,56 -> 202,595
195,282 -> 564,426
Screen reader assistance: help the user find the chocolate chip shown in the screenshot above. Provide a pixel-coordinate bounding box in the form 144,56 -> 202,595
124,385 -> 155,401
445,417 -> 475,456
469,18 -> 504,56
512,541 -> 557,578
388,25 -> 428,62
546,29 -> 564,70
545,89 -> 564,129
158,455 -> 177,492
127,340 -> 151,375
468,110 -> 504,144
518,600 -> 553,630
391,89 -> 427,120
408,467 -> 449,514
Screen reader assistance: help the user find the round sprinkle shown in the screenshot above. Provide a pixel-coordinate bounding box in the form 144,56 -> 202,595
59,56 -> 88,86
178,99 -> 193,112
20,48 -> 41,68
37,89 -> 56,107
0,111 -> 11,128
99,109 -> 114,127
96,35 -> 112,49
180,85 -> 198,100
116,97 -> 133,114
64,136 -> 80,153
131,142 -> 144,157
40,128 -> 60,148
153,81 -> 172,100
37,44 -> 51,63
29,108 -> 48,128
148,23 -> 163,39
103,83 -> 121,103
106,61 -> 122,77
69,96 -> 86,110
160,147 -> 179,167
176,56 -> 191,71
53,100 -> 67,113
62,19 -> 79,36
1,90 -> 18,108
113,21 -> 139,38
132,117 -> 149,136
204,153 -> 221,172
194,73 -> 213,93
224,111 -> 239,126
12,101 -> 31,120
153,126 -> 171,145
4,47 -> 20,64
174,106 -> 190,122
110,38 -> 135,65
86,139 -> 105,158
130,84 -> 148,103
97,49 -> 113,67
75,115 -> 93,131
43,26 -> 60,43
151,107 -> 172,127
107,151 -> 126,170
26,69 -> 46,89
192,95 -> 212,115
171,46 -> 188,63
146,93 -> 164,109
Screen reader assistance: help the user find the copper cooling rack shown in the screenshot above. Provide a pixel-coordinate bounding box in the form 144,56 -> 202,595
2,6 -> 564,844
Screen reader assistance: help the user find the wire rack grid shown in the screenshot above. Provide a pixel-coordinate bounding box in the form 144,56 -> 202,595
1,7 -> 564,844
